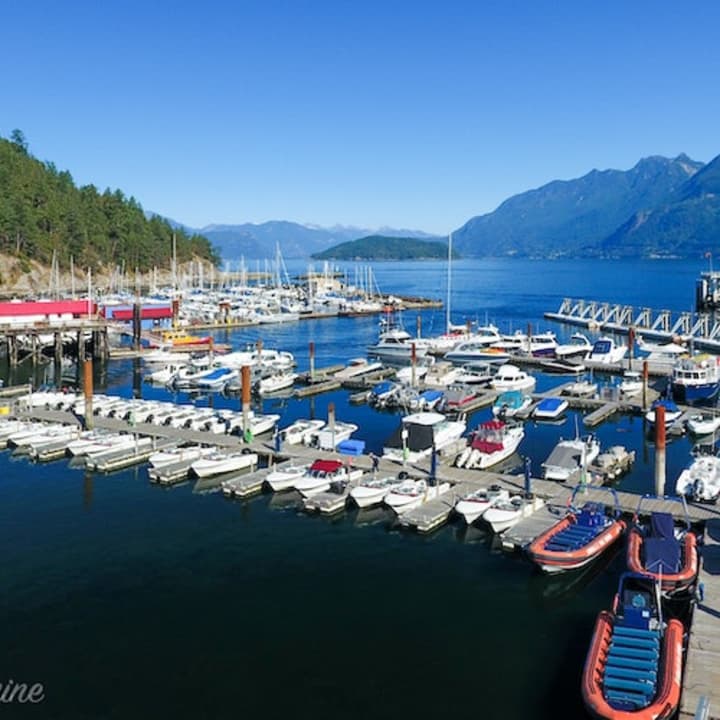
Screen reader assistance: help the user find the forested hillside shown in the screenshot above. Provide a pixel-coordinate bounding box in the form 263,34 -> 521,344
0,130 -> 218,271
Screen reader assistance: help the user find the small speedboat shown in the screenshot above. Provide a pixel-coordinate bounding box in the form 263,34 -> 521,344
148,445 -> 213,468
685,412 -> 720,437
256,372 -> 297,395
455,420 -> 524,470
626,497 -> 699,594
581,572 -> 683,720
191,450 -> 258,478
619,370 -> 643,397
644,398 -> 682,426
384,479 -> 450,514
294,459 -> 362,497
675,444 -> 720,503
350,475 -> 405,508
454,484 -> 510,525
491,364 -> 536,392
492,390 -> 533,418
542,434 -> 600,482
563,376 -> 597,398
527,489 -> 625,574
483,494 -> 544,534
533,397 -> 569,420
280,419 -> 325,446
264,463 -> 310,492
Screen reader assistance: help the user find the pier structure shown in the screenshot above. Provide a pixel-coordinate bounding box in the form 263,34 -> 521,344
545,297 -> 720,351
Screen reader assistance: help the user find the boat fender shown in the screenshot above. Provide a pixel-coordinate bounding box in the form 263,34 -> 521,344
398,471 -> 409,480
241,447 -> 253,455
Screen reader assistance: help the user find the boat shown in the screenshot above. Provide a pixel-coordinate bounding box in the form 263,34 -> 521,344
256,372 -> 297,395
367,313 -> 426,360
524,331 -> 558,357
527,487 -> 626,574
382,412 -> 466,464
264,463 -> 311,492
160,329 -> 212,347
293,459 -> 362,497
455,420 -> 524,470
454,484 -> 510,525
491,364 -> 536,392
675,444 -> 720,503
636,335 -> 688,368
626,497 -> 699,595
491,390 -> 533,418
533,397 -> 569,420
586,336 -> 627,365
671,353 -> 720,405
350,475 -> 405,508
280,419 -> 325,445
644,398 -> 682,426
334,358 -> 383,381
190,450 -> 258,478
686,412 -> 720,436
539,358 -> 586,375
190,366 -> 237,391
384,479 -> 451,514
542,433 -> 600,482
483,493 -> 545,533
453,362 -> 495,385
395,365 -> 429,385
445,340 -> 511,365
581,572 -> 683,720
368,380 -> 400,408
306,421 -> 358,450
148,445 -> 213,468
619,370 -> 643,397
555,333 -> 593,360
563,375 -> 598,398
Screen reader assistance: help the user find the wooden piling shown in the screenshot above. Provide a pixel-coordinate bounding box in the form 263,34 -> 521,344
83,358 -> 94,430
309,341 -> 315,381
655,404 -> 666,496
241,365 -> 251,439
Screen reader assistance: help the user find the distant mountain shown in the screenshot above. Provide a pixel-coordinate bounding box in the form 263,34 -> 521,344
311,235 -> 456,261
190,221 -> 440,260
452,154 -> 704,257
600,154 -> 720,257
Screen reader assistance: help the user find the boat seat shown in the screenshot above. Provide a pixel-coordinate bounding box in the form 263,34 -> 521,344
610,635 -> 659,651
603,676 -> 654,696
604,689 -> 651,710
607,645 -> 659,661
613,626 -> 659,640
602,654 -> 657,672
604,666 -> 657,683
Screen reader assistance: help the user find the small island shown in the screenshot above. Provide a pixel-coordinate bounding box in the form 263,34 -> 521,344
311,235 -> 458,261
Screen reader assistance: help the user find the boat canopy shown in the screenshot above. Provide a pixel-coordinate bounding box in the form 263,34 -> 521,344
372,381 -> 394,395
384,422 -> 436,452
310,460 -> 343,473
479,419 -> 506,430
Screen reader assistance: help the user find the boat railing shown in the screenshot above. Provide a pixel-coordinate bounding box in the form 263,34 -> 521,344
695,696 -> 710,720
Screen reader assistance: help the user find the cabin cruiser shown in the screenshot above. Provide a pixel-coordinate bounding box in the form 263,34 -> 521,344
384,479 -> 451,514
454,484 -> 510,524
367,326 -> 426,361
586,336 -> 627,365
523,332 -> 558,357
675,445 -> 720,503
191,450 -> 258,478
350,475 -> 405,508
280,419 -> 325,445
455,420 -> 523,469
293,459 -> 363,497
554,333 -> 592,360
491,364 -> 536,392
452,361 -> 495,385
445,340 -> 510,365
382,412 -> 466,464
671,354 -> 720,405
542,434 -> 600,482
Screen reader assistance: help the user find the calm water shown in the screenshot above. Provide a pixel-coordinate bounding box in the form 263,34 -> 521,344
0,258 -> 705,719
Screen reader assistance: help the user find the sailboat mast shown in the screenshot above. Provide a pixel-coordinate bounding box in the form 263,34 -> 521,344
446,232 -> 453,333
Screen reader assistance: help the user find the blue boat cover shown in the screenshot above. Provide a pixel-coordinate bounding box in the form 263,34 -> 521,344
644,538 -> 681,573
420,390 -> 444,402
537,397 -> 565,411
577,503 -> 606,527
650,512 -> 675,539
372,381 -> 394,395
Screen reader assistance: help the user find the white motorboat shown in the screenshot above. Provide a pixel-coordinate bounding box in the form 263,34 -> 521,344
492,390 -> 533,418
395,365 -> 429,385
191,451 -> 258,478
445,340 -> 511,365
293,459 -> 363,497
542,434 -> 600,482
144,362 -> 188,385
452,362 -> 495,386
483,494 -> 545,533
454,485 -> 510,524
22,425 -> 81,453
65,431 -> 121,456
675,446 -> 720,503
382,412 -> 466,464
307,421 -> 358,450
148,445 -> 213,468
644,398 -> 682,426
368,326 -> 426,361
8,423 -> 71,450
563,376 -> 597,398
586,336 -> 627,365
619,370 -> 643,397
455,420 -> 524,469
384,479 -> 451,514
350,475 -> 405,508
227,412 -> 281,437
686,412 -> 720,437
281,419 -> 326,445
264,463 -> 311,491
256,372 -> 297,395
554,333 -> 593,360
191,366 -> 238,391
334,358 -> 383,381
532,397 -> 569,420
491,364 -> 536,392
523,332 -> 558,357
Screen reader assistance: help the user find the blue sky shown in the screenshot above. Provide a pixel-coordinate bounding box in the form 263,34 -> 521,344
2,0 -> 718,234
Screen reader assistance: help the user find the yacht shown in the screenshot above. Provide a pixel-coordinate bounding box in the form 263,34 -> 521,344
350,475 -> 405,508
454,485 -> 510,525
445,340 -> 510,365
542,434 -> 600,482
455,420 -> 524,469
384,479 -> 451,514
367,327 -> 426,361
554,333 -> 592,360
191,451 -> 258,478
586,336 -> 627,365
382,412 -> 466,464
491,364 -> 536,392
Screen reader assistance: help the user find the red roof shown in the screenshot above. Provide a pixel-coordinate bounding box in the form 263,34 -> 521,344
0,300 -> 96,317
310,460 -> 343,472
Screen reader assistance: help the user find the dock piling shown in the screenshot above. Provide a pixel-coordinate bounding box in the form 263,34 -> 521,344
83,358 -> 94,430
241,365 -> 251,440
524,456 -> 532,495
642,360 -> 649,410
309,341 -> 315,382
654,404 -> 666,496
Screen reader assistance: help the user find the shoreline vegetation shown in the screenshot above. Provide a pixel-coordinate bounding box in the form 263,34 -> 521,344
311,235 -> 458,261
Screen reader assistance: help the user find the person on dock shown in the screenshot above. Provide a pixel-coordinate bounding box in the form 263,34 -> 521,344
369,452 -> 379,476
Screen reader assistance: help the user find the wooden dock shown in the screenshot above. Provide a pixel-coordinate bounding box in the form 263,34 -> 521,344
679,519 -> 720,720
221,461 -> 295,499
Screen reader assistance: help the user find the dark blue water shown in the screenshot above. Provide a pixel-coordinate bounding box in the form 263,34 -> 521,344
0,258 -> 705,719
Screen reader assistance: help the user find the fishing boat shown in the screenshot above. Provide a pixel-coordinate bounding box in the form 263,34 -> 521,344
644,398 -> 682,426
382,412 -> 466,464
685,412 -> 720,436
454,484 -> 510,525
527,487 -> 626,574
455,420 -> 524,469
675,444 -> 720,503
619,370 -> 643,397
280,419 -> 325,445
671,353 -> 720,404
350,475 -> 405,508
491,364 -> 536,392
190,450 -> 258,478
264,463 -> 311,492
491,390 -> 533,418
533,397 -> 569,420
626,497 -> 699,594
293,459 -> 363,497
384,479 -> 451,514
581,572 -> 683,720
586,336 -> 627,365
483,493 -> 545,533
542,433 -> 600,482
